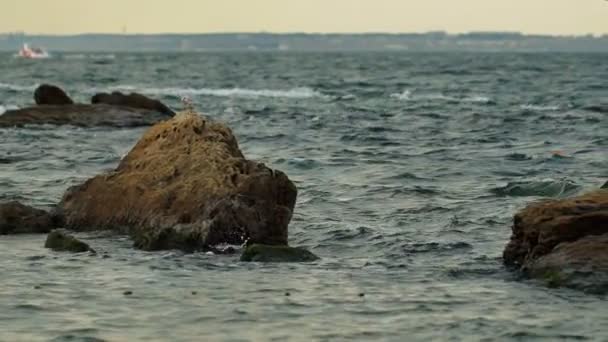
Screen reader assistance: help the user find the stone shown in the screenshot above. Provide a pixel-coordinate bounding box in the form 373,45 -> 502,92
0,104 -> 169,128
240,244 -> 319,262
503,190 -> 608,293
34,84 -> 74,105
44,229 -> 94,253
57,112 -> 297,252
0,201 -> 57,234
91,91 -> 175,116
601,181 -> 608,189
525,234 -> 608,293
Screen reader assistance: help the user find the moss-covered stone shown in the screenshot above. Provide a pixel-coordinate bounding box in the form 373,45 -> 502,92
240,244 -> 319,262
44,229 -> 94,253
543,270 -> 566,288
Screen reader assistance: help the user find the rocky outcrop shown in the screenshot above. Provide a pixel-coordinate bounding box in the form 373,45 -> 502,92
92,91 -> 175,116
34,84 -> 74,105
0,104 -> 169,128
45,229 -> 94,253
56,112 -> 297,252
240,244 -> 319,262
503,190 -> 608,293
0,201 -> 57,234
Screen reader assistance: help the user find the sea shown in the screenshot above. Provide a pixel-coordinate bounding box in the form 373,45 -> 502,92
0,51 -> 607,341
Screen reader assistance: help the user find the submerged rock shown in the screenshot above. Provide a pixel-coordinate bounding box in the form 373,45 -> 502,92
44,229 -> 94,253
92,91 -> 175,116
240,244 -> 319,262
503,190 -> 608,293
34,84 -> 74,105
0,201 -> 57,234
0,104 -> 169,127
57,112 -> 297,252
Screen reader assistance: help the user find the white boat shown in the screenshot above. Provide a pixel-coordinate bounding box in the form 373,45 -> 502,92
17,44 -> 50,59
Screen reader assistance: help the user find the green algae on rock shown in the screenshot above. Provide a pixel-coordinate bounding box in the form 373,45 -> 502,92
240,244 -> 319,262
44,229 -> 95,253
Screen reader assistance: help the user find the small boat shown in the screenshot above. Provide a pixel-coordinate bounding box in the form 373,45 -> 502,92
17,44 -> 50,59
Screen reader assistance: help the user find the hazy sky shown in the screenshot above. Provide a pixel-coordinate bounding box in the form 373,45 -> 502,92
1,0 -> 607,35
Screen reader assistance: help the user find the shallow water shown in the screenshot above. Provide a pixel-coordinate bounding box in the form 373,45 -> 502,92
1,52 -> 607,341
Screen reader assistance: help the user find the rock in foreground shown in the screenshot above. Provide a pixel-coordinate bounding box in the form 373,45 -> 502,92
57,112 -> 297,252
0,104 -> 170,127
45,229 -> 94,253
0,201 -> 57,234
503,190 -> 608,293
240,244 -> 319,262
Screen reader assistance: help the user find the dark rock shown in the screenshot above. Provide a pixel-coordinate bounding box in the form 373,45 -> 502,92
44,229 -> 94,253
525,234 -> 608,293
602,181 -> 608,189
240,244 -> 319,262
0,201 -> 57,234
123,290 -> 133,296
503,190 -> 608,293
57,112 -> 297,252
0,104 -> 169,128
92,91 -> 174,116
583,104 -> 608,114
34,84 -> 74,105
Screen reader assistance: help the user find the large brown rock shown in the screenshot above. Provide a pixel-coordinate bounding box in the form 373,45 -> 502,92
0,201 -> 57,234
34,84 -> 74,105
91,91 -> 175,116
56,112 -> 297,252
0,104 -> 169,128
503,190 -> 608,292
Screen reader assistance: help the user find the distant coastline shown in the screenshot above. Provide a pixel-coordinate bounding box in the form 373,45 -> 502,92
1,32 -> 607,52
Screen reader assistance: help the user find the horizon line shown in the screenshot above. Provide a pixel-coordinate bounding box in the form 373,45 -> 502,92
2,31 -> 607,38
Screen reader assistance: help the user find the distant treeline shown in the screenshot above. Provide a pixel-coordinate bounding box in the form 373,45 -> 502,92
1,32 -> 607,52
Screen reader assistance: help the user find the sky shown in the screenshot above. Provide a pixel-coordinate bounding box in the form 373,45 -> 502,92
1,0 -> 607,35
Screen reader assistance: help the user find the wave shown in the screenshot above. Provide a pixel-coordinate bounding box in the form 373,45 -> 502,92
64,54 -> 116,60
0,105 -> 19,115
491,179 -> 581,198
0,83 -> 37,92
521,104 -> 560,111
390,90 -> 492,103
89,85 -> 326,99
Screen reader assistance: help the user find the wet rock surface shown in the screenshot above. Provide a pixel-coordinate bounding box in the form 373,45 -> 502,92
91,91 -> 175,116
503,190 -> 608,293
0,201 -> 57,234
57,112 -> 297,252
44,229 -> 95,253
34,84 -> 74,105
240,244 -> 319,262
0,104 -> 169,128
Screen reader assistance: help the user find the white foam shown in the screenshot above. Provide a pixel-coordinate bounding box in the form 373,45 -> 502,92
90,85 -> 326,99
390,90 -> 492,103
390,90 -> 412,100
64,54 -> 87,60
0,83 -> 37,92
521,104 -> 560,111
0,105 -> 19,115
464,96 -> 492,103
64,53 -> 115,60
